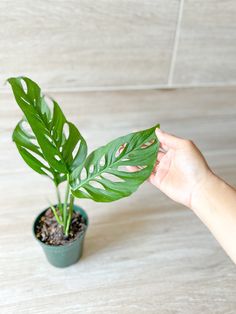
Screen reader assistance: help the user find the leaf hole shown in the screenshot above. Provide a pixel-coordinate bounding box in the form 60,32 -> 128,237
115,143 -> 127,158
30,138 -> 38,146
75,178 -> 80,185
79,187 -> 91,197
43,95 -> 54,112
99,155 -> 106,167
117,165 -> 130,172
54,155 -> 60,161
121,158 -> 130,162
141,140 -> 155,149
102,173 -> 125,183
80,168 -> 87,180
88,180 -> 106,190
117,165 -> 147,173
62,123 -> 69,140
21,79 -> 28,94
20,96 -> 31,106
44,134 -> 54,144
72,140 -> 81,159
138,165 -> 147,170
89,164 -> 94,174
119,165 -> 147,173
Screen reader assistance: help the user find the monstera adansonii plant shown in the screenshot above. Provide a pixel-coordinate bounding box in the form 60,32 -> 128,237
8,77 -> 159,236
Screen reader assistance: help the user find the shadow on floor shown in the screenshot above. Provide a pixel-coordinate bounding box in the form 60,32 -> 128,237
81,203 -> 169,261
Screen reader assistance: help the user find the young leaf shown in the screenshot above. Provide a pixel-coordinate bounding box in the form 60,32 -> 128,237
70,125 -> 159,202
13,119 -> 66,184
8,77 -> 87,185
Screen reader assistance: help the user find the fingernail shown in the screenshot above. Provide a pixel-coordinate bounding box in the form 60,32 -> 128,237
155,128 -> 162,134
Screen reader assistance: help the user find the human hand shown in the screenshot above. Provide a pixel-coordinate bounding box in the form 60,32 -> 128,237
128,129 -> 236,263
130,129 -> 212,209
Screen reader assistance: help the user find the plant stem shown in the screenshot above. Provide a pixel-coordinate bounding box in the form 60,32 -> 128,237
65,214 -> 71,236
55,184 -> 63,216
65,193 -> 75,236
50,204 -> 63,226
69,193 -> 75,217
63,175 -> 70,233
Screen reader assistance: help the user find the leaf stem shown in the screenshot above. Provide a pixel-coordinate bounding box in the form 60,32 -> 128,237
55,184 -> 63,216
65,193 -> 75,236
50,204 -> 63,226
69,193 -> 74,217
63,174 -> 70,232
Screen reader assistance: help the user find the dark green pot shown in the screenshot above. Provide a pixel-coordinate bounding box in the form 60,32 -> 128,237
33,205 -> 88,268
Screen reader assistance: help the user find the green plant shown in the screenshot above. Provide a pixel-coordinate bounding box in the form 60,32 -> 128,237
8,77 -> 159,236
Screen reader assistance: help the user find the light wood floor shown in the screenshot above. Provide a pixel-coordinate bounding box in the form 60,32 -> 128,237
0,86 -> 236,313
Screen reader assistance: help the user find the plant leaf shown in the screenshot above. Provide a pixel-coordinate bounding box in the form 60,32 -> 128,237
70,125 -> 159,202
8,77 -> 87,185
13,119 -> 66,184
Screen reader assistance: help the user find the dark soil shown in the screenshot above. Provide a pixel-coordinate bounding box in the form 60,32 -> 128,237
35,208 -> 87,246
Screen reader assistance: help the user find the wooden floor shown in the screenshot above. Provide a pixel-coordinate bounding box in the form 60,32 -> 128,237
0,86 -> 236,313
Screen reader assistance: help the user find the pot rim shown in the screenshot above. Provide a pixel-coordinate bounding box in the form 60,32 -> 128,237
32,204 -> 88,248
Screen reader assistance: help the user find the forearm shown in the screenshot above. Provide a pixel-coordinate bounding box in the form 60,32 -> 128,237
191,172 -> 236,264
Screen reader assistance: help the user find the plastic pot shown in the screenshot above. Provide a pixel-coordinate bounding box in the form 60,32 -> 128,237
33,204 -> 88,268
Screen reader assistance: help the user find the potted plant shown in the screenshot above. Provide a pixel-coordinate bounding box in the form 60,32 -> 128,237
8,76 -> 159,267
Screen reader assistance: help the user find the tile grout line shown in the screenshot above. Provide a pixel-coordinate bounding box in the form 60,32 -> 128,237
2,81 -> 236,94
167,0 -> 185,87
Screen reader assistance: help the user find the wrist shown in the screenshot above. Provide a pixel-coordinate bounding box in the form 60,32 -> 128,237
190,170 -> 218,212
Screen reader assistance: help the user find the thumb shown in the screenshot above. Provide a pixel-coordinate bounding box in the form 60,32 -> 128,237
155,128 -> 184,149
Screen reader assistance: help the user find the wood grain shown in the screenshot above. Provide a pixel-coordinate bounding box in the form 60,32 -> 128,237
0,0 -> 179,90
173,0 -> 236,85
0,87 -> 236,313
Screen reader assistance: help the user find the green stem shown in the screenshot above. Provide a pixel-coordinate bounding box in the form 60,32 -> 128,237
65,193 -> 75,236
69,193 -> 75,217
65,213 -> 71,236
50,204 -> 63,226
55,184 -> 63,216
63,175 -> 70,232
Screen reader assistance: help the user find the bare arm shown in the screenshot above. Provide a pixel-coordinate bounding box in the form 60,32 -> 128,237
154,129 -> 236,264
191,172 -> 236,264
131,128 -> 236,264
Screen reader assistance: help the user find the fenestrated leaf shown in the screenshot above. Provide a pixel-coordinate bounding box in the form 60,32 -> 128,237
8,77 -> 87,185
13,119 -> 66,184
70,125 -> 159,202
